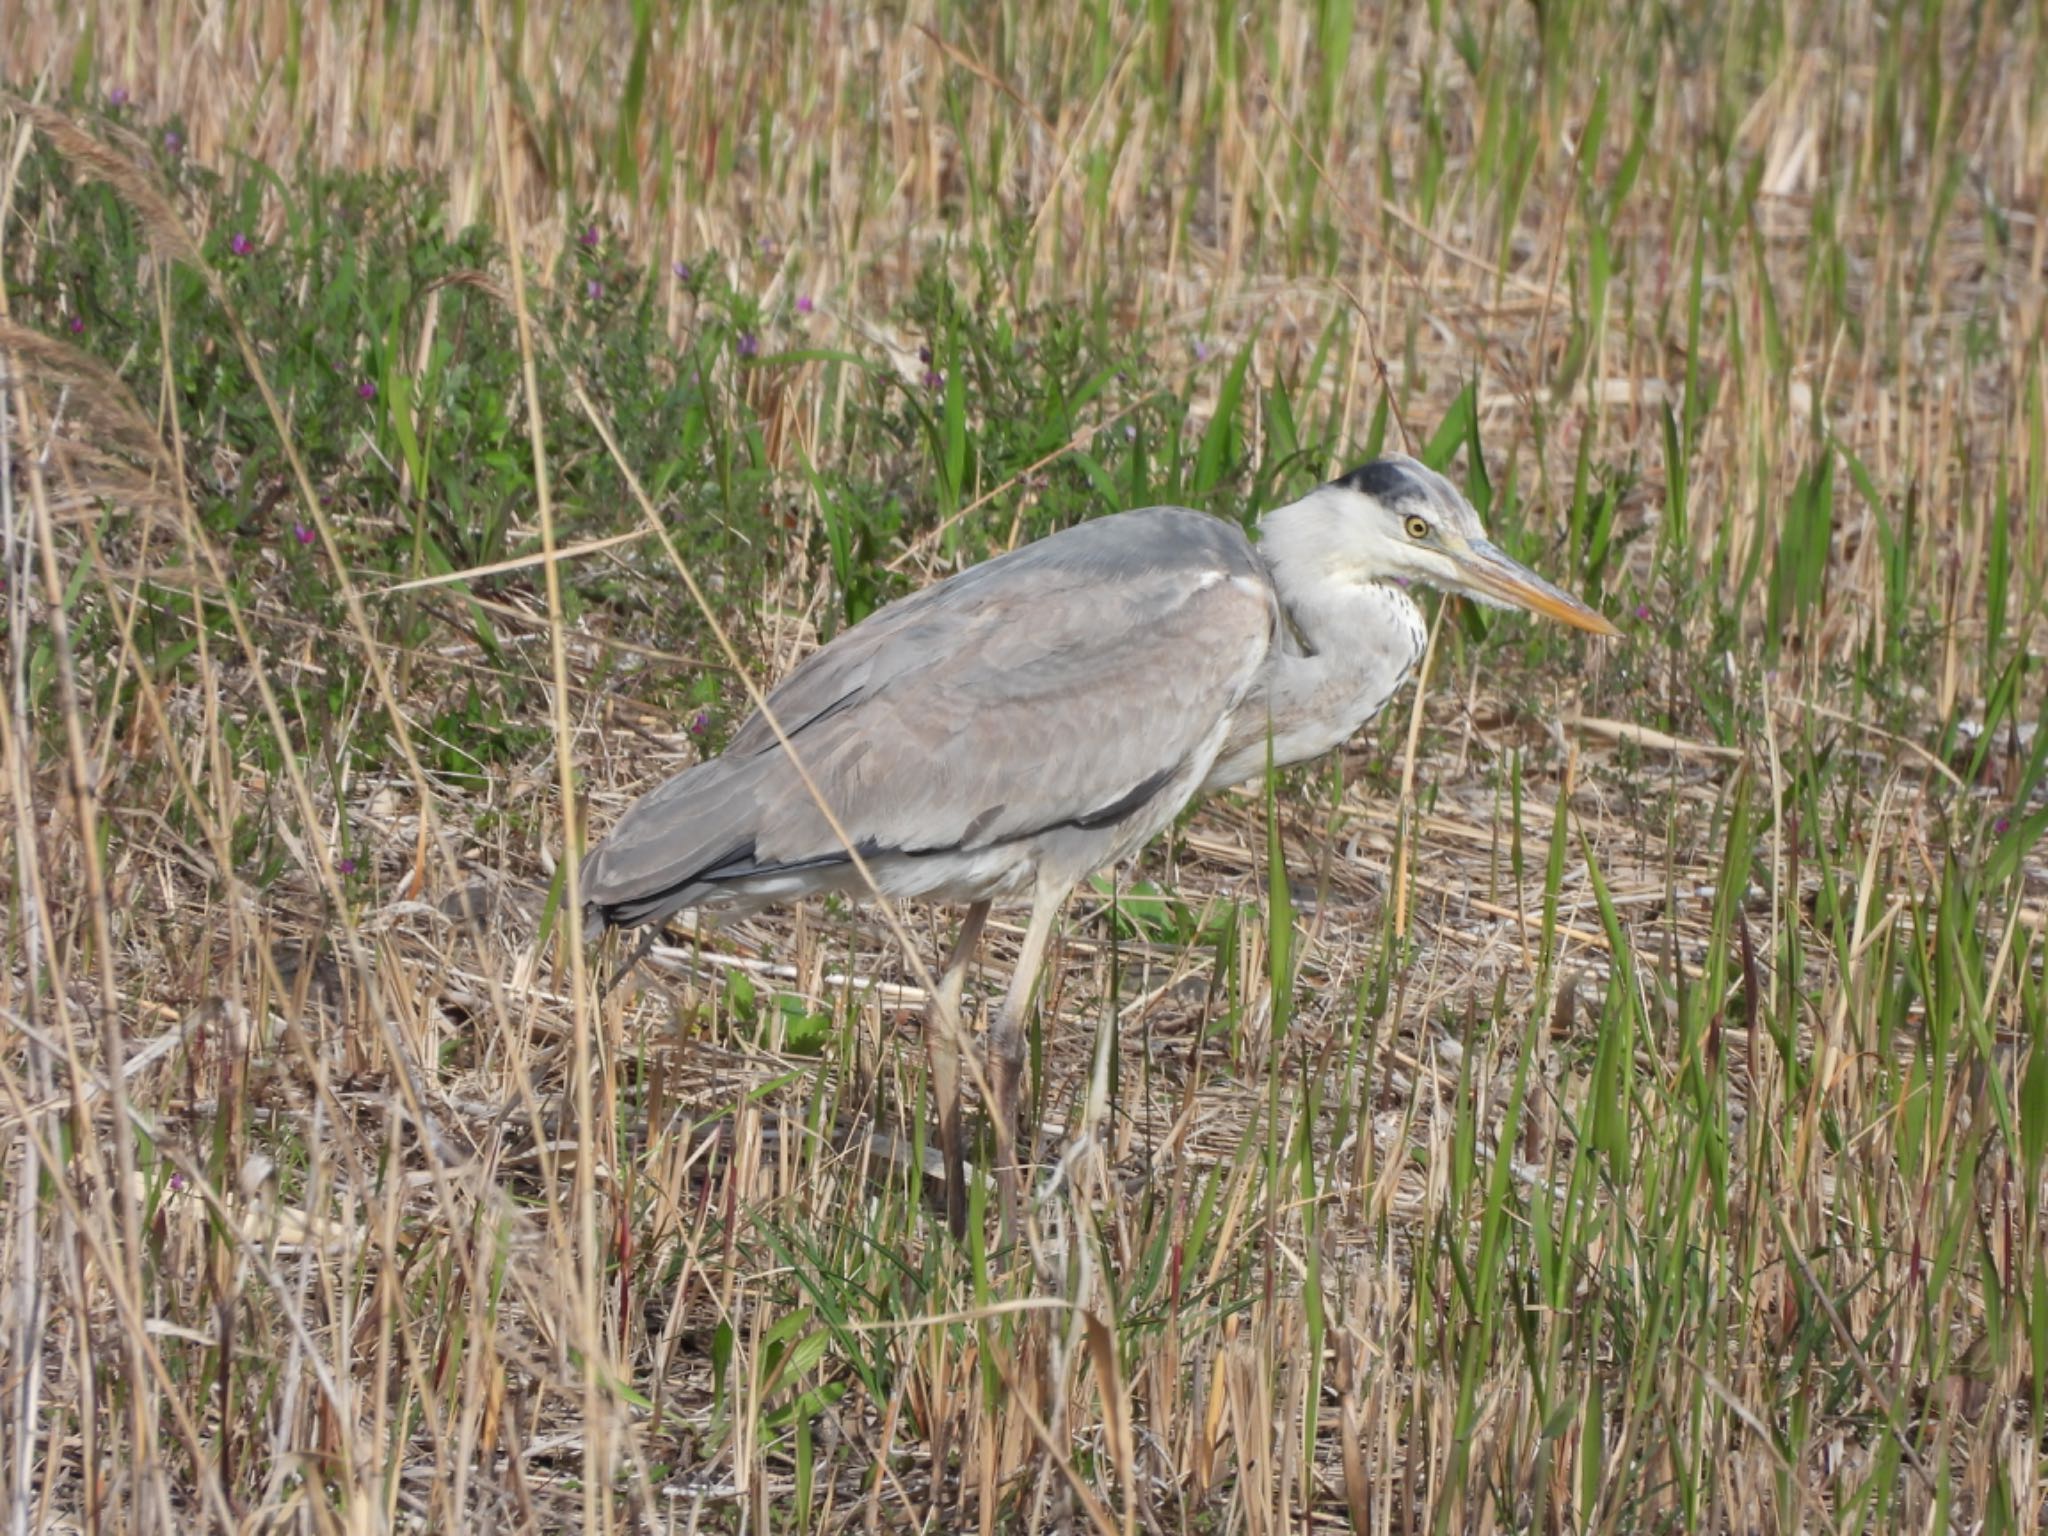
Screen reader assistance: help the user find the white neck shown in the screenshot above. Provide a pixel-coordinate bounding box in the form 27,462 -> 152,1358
1200,491 -> 1428,792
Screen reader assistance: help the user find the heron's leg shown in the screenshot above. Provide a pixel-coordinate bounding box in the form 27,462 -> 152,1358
927,900 -> 990,1238
989,887 -> 1065,1249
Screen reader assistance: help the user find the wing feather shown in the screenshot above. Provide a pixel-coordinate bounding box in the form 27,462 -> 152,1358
582,507 -> 1276,920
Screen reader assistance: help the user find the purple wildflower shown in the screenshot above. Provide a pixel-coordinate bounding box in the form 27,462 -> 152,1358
923,369 -> 944,389
689,710 -> 710,735
230,232 -> 253,257
672,260 -> 691,280
1193,339 -> 1213,362
108,87 -> 129,107
586,278 -> 603,300
357,380 -> 377,402
337,857 -> 357,875
737,333 -> 760,358
795,294 -> 813,314
1994,815 -> 2011,836
759,236 -> 778,256
581,225 -> 600,247
1634,603 -> 1650,621
1123,423 -> 1137,441
917,344 -> 932,365
68,315 -> 84,334
162,129 -> 182,152
293,522 -> 314,546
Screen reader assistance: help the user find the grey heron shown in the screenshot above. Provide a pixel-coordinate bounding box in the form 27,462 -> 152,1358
580,454 -> 1617,1241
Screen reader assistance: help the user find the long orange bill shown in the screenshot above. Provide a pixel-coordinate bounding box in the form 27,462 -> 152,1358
1457,540 -> 1621,637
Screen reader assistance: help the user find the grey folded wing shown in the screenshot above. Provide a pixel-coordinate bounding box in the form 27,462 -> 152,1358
579,506 -> 1278,927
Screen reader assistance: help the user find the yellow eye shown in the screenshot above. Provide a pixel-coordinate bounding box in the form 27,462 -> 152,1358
1403,513 -> 1431,540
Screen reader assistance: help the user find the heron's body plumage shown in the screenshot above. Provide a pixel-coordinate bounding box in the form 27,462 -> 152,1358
582,505 -> 1302,927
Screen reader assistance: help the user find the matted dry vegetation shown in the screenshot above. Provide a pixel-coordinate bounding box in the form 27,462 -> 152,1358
2,2 -> 2045,1532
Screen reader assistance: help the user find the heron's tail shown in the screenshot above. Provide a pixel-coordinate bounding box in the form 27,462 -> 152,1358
578,754 -> 767,932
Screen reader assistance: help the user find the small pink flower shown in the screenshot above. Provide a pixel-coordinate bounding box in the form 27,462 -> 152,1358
586,278 -> 602,300
293,522 -> 314,546
689,711 -> 709,735
737,333 -> 760,358
581,225 -> 600,247
795,294 -> 813,314
922,369 -> 943,389
162,129 -> 182,152
337,856 -> 357,875
1633,603 -> 1650,621
68,315 -> 84,334
230,232 -> 253,256
672,260 -> 691,280
357,380 -> 377,401
108,87 -> 129,107
1193,339 -> 1213,362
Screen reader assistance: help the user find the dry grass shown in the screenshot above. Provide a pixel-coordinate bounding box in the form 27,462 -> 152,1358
2,2 -> 2045,1532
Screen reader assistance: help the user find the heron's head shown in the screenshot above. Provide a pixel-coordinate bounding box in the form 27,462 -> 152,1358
1261,454 -> 1619,636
